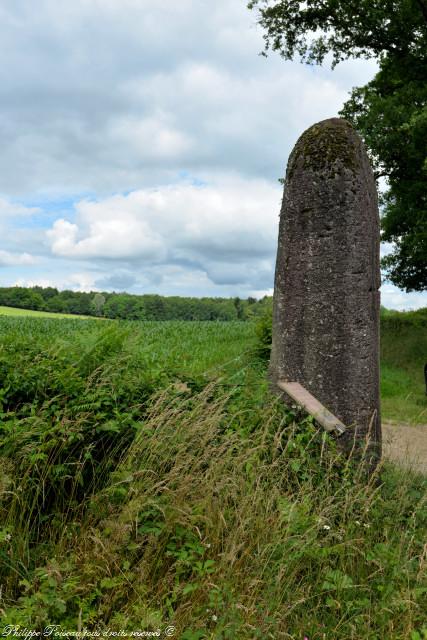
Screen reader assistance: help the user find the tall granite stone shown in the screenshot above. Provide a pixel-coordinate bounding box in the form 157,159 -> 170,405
270,118 -> 381,465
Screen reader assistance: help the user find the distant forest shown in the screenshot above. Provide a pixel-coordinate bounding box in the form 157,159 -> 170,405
0,286 -> 272,321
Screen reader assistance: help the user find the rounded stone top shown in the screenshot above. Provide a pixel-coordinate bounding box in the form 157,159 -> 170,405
287,117 -> 365,179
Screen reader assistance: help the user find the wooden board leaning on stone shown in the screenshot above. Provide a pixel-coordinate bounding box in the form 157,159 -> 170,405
277,380 -> 346,436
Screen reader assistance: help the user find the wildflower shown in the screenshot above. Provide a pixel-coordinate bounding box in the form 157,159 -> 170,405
323,525 -> 331,531
355,520 -> 361,526
363,523 -> 370,529
212,615 -> 218,622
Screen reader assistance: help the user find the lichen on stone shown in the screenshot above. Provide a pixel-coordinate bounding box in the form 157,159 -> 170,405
287,118 -> 359,180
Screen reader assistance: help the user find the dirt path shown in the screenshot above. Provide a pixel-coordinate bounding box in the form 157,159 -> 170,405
382,422 -> 427,474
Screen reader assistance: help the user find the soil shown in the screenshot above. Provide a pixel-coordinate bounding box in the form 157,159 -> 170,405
382,422 -> 427,474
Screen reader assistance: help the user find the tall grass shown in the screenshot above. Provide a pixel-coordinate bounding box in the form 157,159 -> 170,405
0,317 -> 426,638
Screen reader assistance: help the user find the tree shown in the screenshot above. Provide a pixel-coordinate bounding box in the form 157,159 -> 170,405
340,54 -> 426,291
248,0 -> 427,291
103,294 -> 144,320
233,296 -> 244,320
0,286 -> 44,310
91,293 -> 106,317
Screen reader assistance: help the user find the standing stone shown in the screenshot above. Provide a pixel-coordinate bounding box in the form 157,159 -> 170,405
270,118 -> 381,466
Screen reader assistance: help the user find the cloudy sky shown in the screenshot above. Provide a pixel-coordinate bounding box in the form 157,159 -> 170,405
0,0 -> 425,309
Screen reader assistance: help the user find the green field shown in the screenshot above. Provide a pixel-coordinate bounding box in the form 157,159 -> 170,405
381,322 -> 427,425
0,306 -> 424,427
0,317 -> 426,637
0,305 -> 97,319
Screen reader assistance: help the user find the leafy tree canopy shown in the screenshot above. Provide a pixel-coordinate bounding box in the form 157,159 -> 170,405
248,0 -> 427,64
341,54 -> 426,291
248,0 -> 427,291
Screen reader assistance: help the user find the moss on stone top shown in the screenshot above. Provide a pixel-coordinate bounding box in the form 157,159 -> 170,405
287,118 -> 360,180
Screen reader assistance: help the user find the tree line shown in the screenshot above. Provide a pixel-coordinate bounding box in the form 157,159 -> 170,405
0,286 -> 272,321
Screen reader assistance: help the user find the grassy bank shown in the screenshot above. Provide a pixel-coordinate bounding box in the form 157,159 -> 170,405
0,305 -> 97,319
0,318 -> 426,637
381,318 -> 427,424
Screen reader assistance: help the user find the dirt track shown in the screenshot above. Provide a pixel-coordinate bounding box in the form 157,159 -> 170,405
382,422 -> 427,474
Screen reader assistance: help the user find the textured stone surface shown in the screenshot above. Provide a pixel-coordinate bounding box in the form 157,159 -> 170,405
270,118 -> 381,462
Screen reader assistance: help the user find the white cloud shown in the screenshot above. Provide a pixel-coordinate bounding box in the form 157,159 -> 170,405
68,271 -> 99,292
14,277 -> 56,288
0,198 -> 40,218
46,178 -> 281,290
13,271 -> 98,292
0,250 -> 36,266
47,210 -> 165,260
111,114 -> 194,160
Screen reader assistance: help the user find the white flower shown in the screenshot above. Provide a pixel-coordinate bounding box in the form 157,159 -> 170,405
355,520 -> 361,526
212,615 -> 218,622
323,525 -> 331,531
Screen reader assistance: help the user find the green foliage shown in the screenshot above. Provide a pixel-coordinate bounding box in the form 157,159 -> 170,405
380,308 -> 427,423
254,301 -> 272,361
341,54 -> 427,291
248,0 -> 427,291
380,305 -> 427,330
0,286 -> 273,321
248,0 -> 427,64
0,317 -> 426,637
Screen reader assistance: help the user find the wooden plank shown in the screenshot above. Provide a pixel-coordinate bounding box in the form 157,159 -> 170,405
277,381 -> 346,436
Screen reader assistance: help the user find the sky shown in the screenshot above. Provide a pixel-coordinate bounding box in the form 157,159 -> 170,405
0,0 -> 425,310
